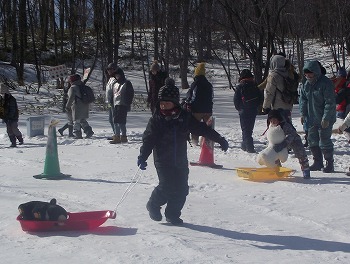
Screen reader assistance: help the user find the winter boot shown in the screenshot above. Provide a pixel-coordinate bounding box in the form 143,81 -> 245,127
166,217 -> 184,226
74,130 -> 83,139
309,146 -> 324,171
16,135 -> 24,145
240,142 -> 247,151
146,201 -> 162,221
302,169 -> 311,179
85,126 -> 94,138
9,135 -> 16,147
322,149 -> 334,173
58,123 -> 69,136
120,135 -> 128,143
68,125 -> 74,137
109,135 -> 121,144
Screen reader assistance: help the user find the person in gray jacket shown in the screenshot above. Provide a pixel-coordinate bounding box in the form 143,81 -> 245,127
299,60 -> 336,173
65,74 -> 94,139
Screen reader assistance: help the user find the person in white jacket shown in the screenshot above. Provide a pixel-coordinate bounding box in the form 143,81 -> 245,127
337,111 -> 350,176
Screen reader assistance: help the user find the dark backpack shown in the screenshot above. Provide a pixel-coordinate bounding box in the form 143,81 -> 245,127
124,80 -> 134,105
79,85 -> 95,104
277,72 -> 300,104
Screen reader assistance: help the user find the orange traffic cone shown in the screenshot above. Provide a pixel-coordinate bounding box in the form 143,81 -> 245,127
33,120 -> 71,180
190,117 -> 223,169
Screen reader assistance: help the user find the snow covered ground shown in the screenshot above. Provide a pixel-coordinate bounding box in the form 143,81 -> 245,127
1,77 -> 350,263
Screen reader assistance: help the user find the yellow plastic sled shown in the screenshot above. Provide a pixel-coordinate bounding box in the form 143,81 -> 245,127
235,167 -> 295,181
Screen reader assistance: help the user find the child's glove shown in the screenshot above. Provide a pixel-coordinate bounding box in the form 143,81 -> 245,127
273,140 -> 287,152
219,137 -> 229,152
137,157 -> 147,170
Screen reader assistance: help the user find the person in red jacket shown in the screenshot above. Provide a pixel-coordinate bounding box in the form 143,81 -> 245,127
332,67 -> 347,119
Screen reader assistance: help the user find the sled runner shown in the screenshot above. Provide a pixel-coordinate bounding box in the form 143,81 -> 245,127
235,167 -> 295,181
17,210 -> 116,232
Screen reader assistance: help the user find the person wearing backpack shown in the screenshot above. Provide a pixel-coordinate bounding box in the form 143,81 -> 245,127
109,67 -> 134,144
299,60 -> 336,173
262,54 -> 294,123
233,69 -> 262,153
65,74 -> 94,139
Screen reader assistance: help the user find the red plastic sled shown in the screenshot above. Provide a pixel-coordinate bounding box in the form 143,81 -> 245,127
17,210 -> 116,232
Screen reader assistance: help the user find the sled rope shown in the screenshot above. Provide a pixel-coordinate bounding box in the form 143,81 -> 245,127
114,167 -> 143,213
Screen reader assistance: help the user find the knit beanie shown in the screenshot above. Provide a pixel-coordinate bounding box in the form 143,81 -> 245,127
158,78 -> 180,104
150,60 -> 160,72
68,74 -> 81,83
194,62 -> 206,76
267,109 -> 283,122
0,83 -> 9,94
239,69 -> 254,81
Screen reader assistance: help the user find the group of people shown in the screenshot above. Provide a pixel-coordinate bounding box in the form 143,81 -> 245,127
2,57 -> 350,225
234,54 -> 350,179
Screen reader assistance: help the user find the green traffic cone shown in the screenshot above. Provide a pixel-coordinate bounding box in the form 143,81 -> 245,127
33,120 -> 71,180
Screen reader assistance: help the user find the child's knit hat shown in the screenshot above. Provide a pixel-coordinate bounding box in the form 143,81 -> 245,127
158,78 -> 180,104
267,109 -> 283,122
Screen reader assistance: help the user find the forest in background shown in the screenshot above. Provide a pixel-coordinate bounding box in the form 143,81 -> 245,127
1,0 -> 350,90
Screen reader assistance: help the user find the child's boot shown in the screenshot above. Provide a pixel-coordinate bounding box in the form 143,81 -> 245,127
146,201 -> 162,221
121,135 -> 128,143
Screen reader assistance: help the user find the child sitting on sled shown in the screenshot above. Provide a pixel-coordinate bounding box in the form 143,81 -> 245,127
137,78 -> 228,225
267,110 -> 310,179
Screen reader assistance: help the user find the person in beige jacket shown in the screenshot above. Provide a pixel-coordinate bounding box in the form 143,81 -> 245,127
262,55 -> 293,123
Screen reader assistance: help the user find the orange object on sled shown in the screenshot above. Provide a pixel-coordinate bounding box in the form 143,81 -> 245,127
17,210 -> 116,232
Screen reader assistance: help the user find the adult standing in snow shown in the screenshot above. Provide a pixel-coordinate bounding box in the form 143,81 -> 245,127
147,60 -> 168,114
109,67 -> 134,144
105,62 -> 119,139
262,54 -> 294,122
58,81 -> 74,137
186,62 -> 214,145
65,74 -> 94,139
233,69 -> 262,153
0,83 -> 23,147
137,78 -> 228,225
299,60 -> 336,173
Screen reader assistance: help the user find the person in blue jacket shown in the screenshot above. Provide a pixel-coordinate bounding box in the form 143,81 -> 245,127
299,60 -> 336,173
137,78 -> 228,225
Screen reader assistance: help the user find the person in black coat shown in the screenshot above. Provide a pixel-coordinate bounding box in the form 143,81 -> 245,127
186,62 -> 214,145
233,69 -> 263,153
0,83 -> 23,147
137,78 -> 228,225
148,60 -> 168,114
